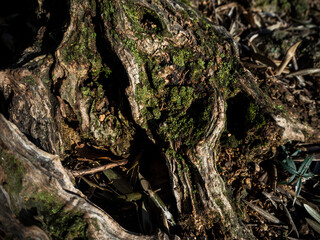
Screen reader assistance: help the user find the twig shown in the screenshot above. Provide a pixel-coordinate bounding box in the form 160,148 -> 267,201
211,0 -> 219,24
80,176 -> 111,191
71,160 -> 128,177
291,56 -> 306,87
281,202 -> 299,237
287,68 -> 320,77
275,41 -> 301,76
243,199 -> 283,224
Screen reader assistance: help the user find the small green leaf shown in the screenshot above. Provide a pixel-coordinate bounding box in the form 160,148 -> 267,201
298,154 -> 314,175
281,145 -> 289,155
279,174 -> 296,185
103,169 -> 133,194
287,174 -> 296,184
286,157 -> 297,171
291,149 -> 301,157
117,192 -> 142,201
304,204 -> 320,223
293,177 -> 302,205
281,162 -> 298,175
302,173 -> 314,179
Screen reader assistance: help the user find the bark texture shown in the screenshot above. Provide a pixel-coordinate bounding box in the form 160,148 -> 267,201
0,0 -> 318,239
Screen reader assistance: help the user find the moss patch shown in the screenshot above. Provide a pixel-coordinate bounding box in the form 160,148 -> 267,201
0,148 -> 88,239
99,0 -> 244,151
0,150 -> 24,196
22,76 -> 36,86
23,190 -> 88,239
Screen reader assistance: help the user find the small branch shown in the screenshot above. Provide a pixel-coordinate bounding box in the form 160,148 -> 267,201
275,41 -> 301,76
71,160 -> 128,177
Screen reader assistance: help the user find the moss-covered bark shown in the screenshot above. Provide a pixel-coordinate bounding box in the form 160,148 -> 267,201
0,0 -> 318,239
98,0 -> 257,238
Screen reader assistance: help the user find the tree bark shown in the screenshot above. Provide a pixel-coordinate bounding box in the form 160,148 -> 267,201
0,0 -> 318,239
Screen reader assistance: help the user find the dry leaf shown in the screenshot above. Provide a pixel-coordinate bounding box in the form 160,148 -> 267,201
275,41 -> 302,76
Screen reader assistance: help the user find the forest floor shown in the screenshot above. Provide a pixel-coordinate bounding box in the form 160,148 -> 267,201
200,0 -> 320,239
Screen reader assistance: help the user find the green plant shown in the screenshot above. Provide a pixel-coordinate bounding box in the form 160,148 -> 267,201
280,146 -> 314,204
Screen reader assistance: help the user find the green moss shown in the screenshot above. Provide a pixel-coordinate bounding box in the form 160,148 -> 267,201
247,102 -> 257,123
157,86 -> 197,141
121,1 -> 166,37
97,85 -> 104,98
172,48 -> 193,67
136,86 -> 159,114
100,0 -> 115,21
169,86 -> 195,108
166,149 -> 189,177
190,58 -> 206,80
81,86 -> 94,98
90,58 -> 104,81
215,59 -> 239,98
122,2 -> 144,34
123,38 -> 146,67
275,104 -> 284,111
152,108 -> 161,119
244,101 -> 267,131
23,76 -> 36,86
100,0 -> 241,150
179,0 -> 191,5
0,149 -> 88,238
0,150 -> 24,195
61,14 -> 100,66
25,190 -> 88,239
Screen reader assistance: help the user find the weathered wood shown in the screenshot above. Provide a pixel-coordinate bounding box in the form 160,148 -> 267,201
0,114 -> 161,239
0,0 -> 318,239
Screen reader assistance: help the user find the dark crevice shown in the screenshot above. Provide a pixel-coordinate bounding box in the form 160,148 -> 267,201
0,0 -> 39,69
12,0 -> 70,68
93,13 -> 134,123
186,98 -> 210,139
18,207 -> 41,227
24,133 -> 42,151
145,63 -> 156,90
40,0 -> 70,53
63,100 -> 80,131
226,93 -> 252,140
141,11 -> 164,35
0,90 -> 13,119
